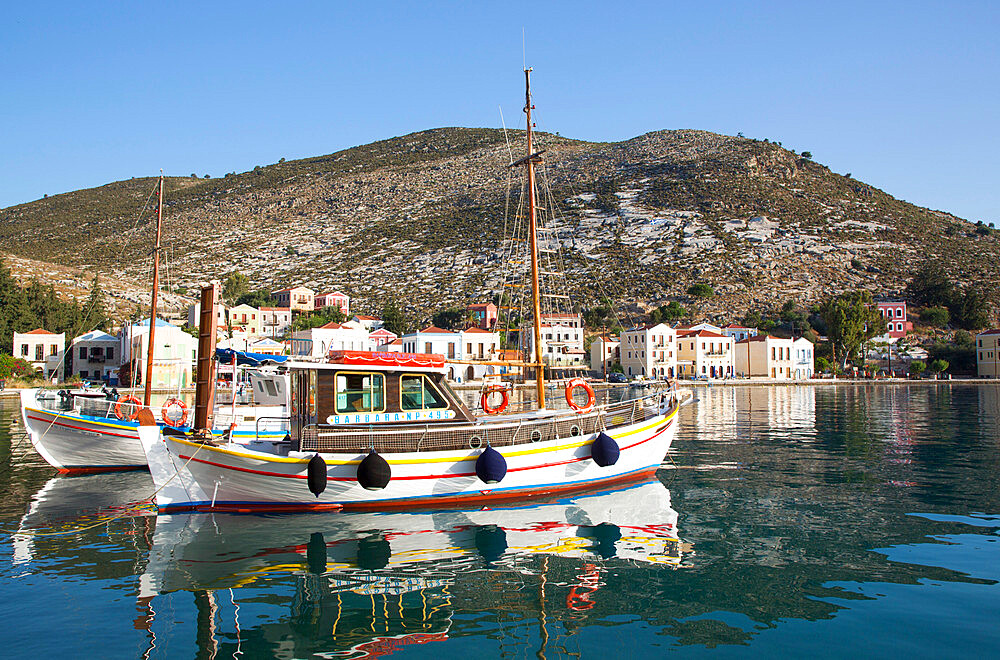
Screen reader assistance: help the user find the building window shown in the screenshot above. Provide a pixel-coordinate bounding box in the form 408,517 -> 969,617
106,347 -> 114,361
79,347 -> 87,360
80,370 -> 88,378
20,344 -> 28,356
50,344 -> 58,355
35,345 -> 43,360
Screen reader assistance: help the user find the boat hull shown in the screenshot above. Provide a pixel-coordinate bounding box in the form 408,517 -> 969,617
140,402 -> 678,513
20,389 -> 287,472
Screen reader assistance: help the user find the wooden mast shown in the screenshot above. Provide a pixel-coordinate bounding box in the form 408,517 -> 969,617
143,172 -> 163,408
524,67 -> 546,409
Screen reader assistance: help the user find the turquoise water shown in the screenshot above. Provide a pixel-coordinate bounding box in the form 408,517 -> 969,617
1,384 -> 998,658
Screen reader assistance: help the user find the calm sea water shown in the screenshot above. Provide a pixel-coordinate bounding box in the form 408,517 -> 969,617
1,384 -> 998,658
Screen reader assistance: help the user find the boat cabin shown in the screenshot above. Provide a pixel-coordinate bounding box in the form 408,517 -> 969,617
288,351 -> 475,439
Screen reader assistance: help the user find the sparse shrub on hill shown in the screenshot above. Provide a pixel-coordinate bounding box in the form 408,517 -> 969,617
919,306 -> 950,328
686,283 -> 714,299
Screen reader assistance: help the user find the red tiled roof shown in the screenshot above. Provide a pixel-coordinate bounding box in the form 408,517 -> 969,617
259,306 -> 288,312
463,327 -> 493,334
978,329 -> 1000,336
354,315 -> 379,320
678,330 -> 726,338
24,328 -> 57,335
419,326 -> 456,334
319,322 -> 343,329
468,303 -> 495,310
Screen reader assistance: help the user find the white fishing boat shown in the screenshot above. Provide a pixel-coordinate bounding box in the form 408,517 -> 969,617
19,359 -> 289,472
19,172 -> 291,472
138,68 -> 687,513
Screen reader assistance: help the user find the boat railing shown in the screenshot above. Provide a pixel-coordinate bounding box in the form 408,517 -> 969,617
254,416 -> 291,442
301,390 -> 675,454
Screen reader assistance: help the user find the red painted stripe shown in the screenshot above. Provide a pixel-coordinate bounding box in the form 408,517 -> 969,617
57,465 -> 147,474
163,467 -> 661,514
176,418 -> 673,483
26,414 -> 136,440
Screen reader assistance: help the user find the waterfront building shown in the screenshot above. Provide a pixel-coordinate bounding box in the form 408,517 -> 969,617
315,291 -> 350,315
522,313 -> 586,368
677,329 -> 734,379
259,307 -> 293,338
399,326 -> 503,382
291,320 -> 368,357
735,335 -> 795,379
270,286 -> 315,313
721,323 -> 758,342
468,302 -> 498,329
976,329 -> 1000,378
69,330 -> 119,382
620,324 -> 677,379
378,337 -> 404,353
401,326 -> 460,359
792,337 -> 815,379
13,329 -> 66,381
589,335 -> 620,376
119,318 -> 196,389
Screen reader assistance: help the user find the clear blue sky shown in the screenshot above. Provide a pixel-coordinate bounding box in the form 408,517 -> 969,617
2,1 -> 997,223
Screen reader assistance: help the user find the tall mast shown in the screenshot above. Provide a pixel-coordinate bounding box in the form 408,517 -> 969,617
524,68 -> 546,409
143,172 -> 163,408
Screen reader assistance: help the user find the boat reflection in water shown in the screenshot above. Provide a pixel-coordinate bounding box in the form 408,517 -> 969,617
14,473 -> 682,658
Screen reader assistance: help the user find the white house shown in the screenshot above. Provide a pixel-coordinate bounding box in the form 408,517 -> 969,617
620,324 -> 677,379
676,329 -> 734,379
259,307 -> 293,338
522,313 -> 586,367
792,337 -> 815,379
291,321 -> 369,357
352,315 -> 384,332
589,335 -> 620,376
120,318 -> 197,389
400,326 -> 503,382
735,335 -> 795,379
249,337 -> 285,356
977,330 -> 1000,378
721,323 -> 758,342
13,329 -> 66,381
70,330 -> 119,382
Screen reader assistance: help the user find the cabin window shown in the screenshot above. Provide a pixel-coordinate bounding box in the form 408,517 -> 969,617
401,374 -> 448,410
335,372 -> 385,413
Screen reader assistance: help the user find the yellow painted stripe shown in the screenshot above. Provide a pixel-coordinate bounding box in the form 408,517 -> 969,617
169,405 -> 677,467
26,407 -> 135,431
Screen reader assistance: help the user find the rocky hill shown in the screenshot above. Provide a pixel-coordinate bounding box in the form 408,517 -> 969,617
2,127 -> 996,324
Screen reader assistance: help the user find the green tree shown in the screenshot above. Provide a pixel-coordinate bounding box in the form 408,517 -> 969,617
909,360 -> 926,377
292,306 -> 347,332
949,287 -> 989,330
686,283 -> 714,299
815,356 -> 831,373
819,290 -> 885,368
432,307 -> 467,330
928,359 -> 949,375
222,271 -> 250,303
919,306 -> 950,328
905,261 -> 954,308
381,302 -> 407,336
235,288 -> 273,308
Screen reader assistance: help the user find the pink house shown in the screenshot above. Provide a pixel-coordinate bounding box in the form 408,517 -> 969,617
315,291 -> 350,315
468,302 -> 498,329
876,302 -> 912,339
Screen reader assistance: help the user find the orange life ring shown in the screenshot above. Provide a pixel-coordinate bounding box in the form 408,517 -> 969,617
161,397 -> 189,427
565,378 -> 595,413
114,394 -> 142,421
481,386 -> 510,415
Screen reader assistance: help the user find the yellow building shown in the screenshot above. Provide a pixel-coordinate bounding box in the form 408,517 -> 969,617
976,330 -> 1000,378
